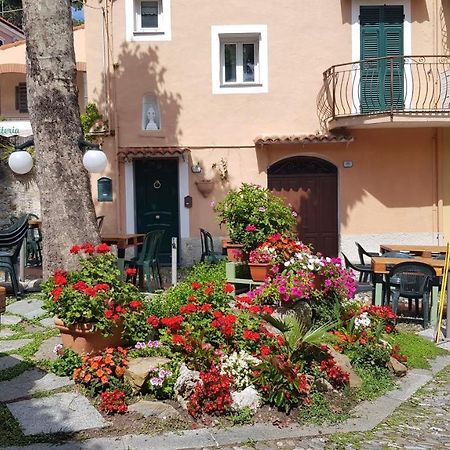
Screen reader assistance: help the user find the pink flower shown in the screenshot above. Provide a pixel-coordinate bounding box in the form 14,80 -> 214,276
292,211 -> 298,217
258,207 -> 266,212
245,224 -> 257,232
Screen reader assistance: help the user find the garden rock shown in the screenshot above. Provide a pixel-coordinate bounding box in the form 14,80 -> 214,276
0,338 -> 32,353
327,347 -> 362,388
0,314 -> 23,325
231,386 -> 261,412
128,400 -> 180,419
6,298 -> 45,319
387,356 -> 407,377
174,363 -> 200,410
124,356 -> 171,391
272,302 -> 312,329
314,377 -> 335,393
33,336 -> 62,361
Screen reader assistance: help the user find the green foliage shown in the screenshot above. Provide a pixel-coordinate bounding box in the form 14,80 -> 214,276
297,391 -> 352,425
226,406 -> 254,425
353,366 -> 395,401
185,261 -> 226,284
80,102 -> 103,139
388,332 -> 448,369
50,348 -> 82,377
346,341 -> 391,370
214,183 -> 296,251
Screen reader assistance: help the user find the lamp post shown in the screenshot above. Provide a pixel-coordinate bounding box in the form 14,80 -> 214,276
8,139 -> 108,174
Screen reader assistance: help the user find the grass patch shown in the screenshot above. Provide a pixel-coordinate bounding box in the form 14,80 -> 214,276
388,332 -> 448,369
0,360 -> 34,382
353,366 -> 395,402
297,391 -> 352,425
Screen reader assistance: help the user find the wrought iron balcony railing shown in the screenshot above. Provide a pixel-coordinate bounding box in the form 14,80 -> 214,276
317,55 -> 450,126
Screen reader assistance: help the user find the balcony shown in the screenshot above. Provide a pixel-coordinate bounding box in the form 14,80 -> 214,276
318,55 -> 450,130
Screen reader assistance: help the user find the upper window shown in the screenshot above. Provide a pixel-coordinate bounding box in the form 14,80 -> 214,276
126,0 -> 171,41
211,25 -> 268,95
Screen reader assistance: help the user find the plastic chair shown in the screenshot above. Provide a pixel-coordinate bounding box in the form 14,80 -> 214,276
125,229 -> 165,292
354,242 -> 379,282
96,216 -> 105,232
385,262 -> 436,328
342,253 -> 372,291
200,228 -> 224,263
0,214 -> 30,299
26,214 -> 42,267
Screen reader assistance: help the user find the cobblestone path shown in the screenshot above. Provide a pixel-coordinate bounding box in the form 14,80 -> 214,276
213,365 -> 450,450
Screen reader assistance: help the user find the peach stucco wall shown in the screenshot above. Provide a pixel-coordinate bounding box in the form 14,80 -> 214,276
84,0 -> 447,258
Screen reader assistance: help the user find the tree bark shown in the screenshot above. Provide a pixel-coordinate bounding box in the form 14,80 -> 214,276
22,0 -> 100,277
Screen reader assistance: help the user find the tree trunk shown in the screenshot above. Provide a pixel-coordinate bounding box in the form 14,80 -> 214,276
22,0 -> 100,277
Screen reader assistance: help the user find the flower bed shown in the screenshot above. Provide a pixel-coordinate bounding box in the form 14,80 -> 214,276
48,236 -> 408,426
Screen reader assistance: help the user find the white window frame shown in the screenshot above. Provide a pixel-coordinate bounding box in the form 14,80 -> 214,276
125,0 -> 172,42
211,25 -> 268,94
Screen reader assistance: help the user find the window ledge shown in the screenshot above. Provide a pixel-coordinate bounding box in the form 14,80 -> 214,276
220,83 -> 263,88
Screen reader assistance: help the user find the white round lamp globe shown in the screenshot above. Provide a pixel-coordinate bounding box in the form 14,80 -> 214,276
82,149 -> 107,173
8,151 -> 33,174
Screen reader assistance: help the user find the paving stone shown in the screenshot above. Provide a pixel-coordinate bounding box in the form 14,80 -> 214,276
0,338 -> 32,353
23,324 -> 45,334
0,368 -> 73,402
33,336 -> 62,361
6,299 -> 45,319
0,354 -> 23,371
0,315 -> 23,325
39,317 -> 55,328
0,328 -> 15,338
7,392 -> 107,435
128,400 -> 180,419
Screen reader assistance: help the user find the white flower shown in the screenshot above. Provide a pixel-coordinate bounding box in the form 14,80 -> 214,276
354,312 -> 371,329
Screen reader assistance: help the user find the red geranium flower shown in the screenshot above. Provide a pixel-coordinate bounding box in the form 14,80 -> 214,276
69,245 -> 81,254
243,329 -> 260,342
82,243 -> 95,254
204,286 -> 214,295
259,344 -> 271,356
199,303 -> 212,312
72,280 -> 88,291
191,282 -> 201,290
84,287 -> 97,297
95,283 -> 109,292
126,267 -> 137,276
223,283 -> 234,293
104,309 -> 113,319
180,303 -> 197,314
51,287 -> 63,302
146,315 -> 160,328
129,300 -> 142,310
53,270 -> 67,287
96,243 -> 111,253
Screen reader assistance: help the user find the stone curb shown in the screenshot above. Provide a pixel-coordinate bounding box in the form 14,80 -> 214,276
5,354 -> 450,450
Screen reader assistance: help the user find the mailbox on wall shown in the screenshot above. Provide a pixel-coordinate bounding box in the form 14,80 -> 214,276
97,177 -> 112,202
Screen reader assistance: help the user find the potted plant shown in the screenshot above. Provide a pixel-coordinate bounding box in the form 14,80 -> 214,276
41,243 -> 146,355
248,244 -> 277,281
214,183 -> 296,254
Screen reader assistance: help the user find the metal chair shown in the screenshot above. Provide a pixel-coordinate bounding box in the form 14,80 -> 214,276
200,228 -> 224,263
385,262 -> 436,328
125,229 -> 165,292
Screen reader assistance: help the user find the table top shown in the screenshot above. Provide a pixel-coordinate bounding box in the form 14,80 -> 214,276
372,256 -> 445,276
380,244 -> 447,256
101,233 -> 145,249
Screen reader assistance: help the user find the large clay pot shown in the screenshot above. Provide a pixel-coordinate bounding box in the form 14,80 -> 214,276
0,286 -> 6,314
249,263 -> 272,282
54,317 -> 123,355
226,243 -> 247,262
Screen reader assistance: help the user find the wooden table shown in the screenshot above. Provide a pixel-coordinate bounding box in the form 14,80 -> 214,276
380,244 -> 447,258
101,233 -> 145,277
372,256 -> 446,327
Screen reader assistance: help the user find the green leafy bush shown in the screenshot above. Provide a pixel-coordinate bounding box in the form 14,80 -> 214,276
214,183 -> 296,251
51,348 -> 82,377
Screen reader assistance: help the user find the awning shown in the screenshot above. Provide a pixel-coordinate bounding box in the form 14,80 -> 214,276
0,120 -> 33,137
254,133 -> 353,146
118,147 -> 190,161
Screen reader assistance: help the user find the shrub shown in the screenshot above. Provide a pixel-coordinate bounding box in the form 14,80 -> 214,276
51,347 -> 82,377
214,183 -> 296,251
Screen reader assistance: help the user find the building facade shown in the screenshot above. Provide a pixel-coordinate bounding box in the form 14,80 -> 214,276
84,0 -> 450,264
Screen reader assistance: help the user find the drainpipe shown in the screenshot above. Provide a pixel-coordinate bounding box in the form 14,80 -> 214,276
433,129 -> 442,245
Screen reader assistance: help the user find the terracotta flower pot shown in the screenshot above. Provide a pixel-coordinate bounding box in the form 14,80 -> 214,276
226,243 -> 247,262
195,180 -> 215,198
249,263 -> 272,282
54,317 -> 124,355
0,286 -> 6,314
312,273 -> 326,291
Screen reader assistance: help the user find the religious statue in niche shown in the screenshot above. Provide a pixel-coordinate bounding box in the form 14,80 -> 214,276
142,96 -> 161,131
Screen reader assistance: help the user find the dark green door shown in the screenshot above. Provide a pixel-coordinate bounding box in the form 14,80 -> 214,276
134,158 -> 179,264
360,5 -> 404,113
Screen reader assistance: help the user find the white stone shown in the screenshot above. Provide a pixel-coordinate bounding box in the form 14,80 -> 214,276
0,315 -> 23,325
6,299 -> 45,319
174,363 -> 200,410
0,338 -> 32,353
128,400 -> 180,419
231,386 -> 261,412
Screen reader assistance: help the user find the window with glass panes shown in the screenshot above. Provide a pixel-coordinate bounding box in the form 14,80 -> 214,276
221,39 -> 259,84
137,0 -> 159,29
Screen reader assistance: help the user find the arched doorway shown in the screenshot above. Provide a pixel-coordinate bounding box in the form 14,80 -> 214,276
268,156 -> 338,256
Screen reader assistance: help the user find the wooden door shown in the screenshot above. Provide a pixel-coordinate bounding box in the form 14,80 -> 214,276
268,157 -> 338,257
134,158 -> 179,263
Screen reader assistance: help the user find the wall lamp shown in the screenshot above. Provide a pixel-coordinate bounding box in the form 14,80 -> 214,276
8,139 -> 108,175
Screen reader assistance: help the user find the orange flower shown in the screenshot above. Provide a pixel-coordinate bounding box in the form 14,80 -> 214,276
106,347 -> 114,354
84,373 -> 92,382
90,361 -> 99,370
101,375 -> 109,384
73,368 -> 81,379
104,355 -> 113,365
96,369 -> 105,378
105,367 -> 112,375
115,366 -> 125,377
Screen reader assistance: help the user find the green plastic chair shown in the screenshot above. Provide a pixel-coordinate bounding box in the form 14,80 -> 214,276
125,229 -> 165,292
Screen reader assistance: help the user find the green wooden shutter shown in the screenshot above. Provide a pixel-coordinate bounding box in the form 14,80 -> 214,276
360,6 -> 404,113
